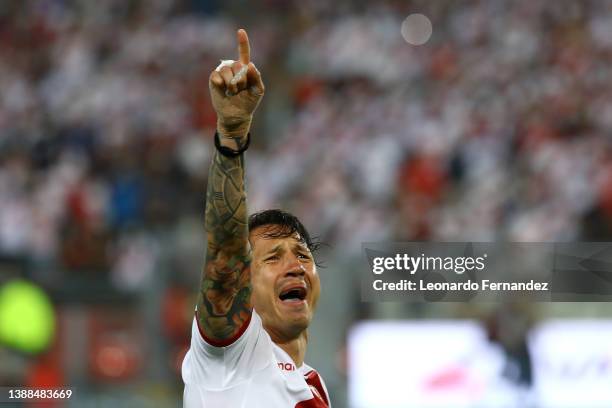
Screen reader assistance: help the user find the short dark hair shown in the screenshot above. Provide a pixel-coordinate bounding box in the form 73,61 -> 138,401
248,209 -> 322,262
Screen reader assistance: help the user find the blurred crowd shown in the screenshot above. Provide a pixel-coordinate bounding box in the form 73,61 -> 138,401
2,1 -> 612,405
1,0 -> 612,284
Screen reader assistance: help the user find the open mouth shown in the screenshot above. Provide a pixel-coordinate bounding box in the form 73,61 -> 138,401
278,286 -> 307,303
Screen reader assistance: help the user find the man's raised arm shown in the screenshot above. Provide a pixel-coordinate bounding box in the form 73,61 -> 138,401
197,29 -> 265,345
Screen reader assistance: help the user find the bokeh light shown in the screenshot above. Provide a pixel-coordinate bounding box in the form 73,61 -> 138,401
0,280 -> 55,354
401,13 -> 433,46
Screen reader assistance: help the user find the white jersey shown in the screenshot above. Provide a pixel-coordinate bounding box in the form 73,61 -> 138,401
182,309 -> 330,408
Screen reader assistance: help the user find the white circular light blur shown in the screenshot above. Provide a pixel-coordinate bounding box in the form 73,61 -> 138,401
401,14 -> 433,46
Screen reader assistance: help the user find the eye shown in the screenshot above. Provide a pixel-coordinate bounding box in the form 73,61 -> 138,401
265,255 -> 280,262
297,253 -> 311,261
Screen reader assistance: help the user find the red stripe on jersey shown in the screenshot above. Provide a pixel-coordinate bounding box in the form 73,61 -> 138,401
295,397 -> 328,408
195,309 -> 252,347
297,369 -> 329,407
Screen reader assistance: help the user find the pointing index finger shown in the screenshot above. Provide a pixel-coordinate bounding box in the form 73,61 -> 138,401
237,28 -> 250,65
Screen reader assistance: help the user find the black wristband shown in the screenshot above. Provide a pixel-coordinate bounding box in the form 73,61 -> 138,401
214,131 -> 251,157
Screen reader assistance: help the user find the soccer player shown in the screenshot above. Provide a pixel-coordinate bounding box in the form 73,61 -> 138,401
181,29 -> 331,407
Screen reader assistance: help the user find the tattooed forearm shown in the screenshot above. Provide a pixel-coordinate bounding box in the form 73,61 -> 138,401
198,149 -> 252,342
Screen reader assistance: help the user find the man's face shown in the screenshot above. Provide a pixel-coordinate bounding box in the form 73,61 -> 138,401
249,225 -> 320,341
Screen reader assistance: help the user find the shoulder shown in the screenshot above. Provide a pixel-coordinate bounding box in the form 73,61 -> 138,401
183,309 -> 275,385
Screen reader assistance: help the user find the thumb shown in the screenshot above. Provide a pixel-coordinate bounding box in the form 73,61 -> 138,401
246,63 -> 265,96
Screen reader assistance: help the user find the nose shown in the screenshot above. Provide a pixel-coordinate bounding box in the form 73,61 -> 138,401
284,255 -> 306,277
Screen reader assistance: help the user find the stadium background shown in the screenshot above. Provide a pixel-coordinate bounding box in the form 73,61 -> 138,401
1,0 -> 612,406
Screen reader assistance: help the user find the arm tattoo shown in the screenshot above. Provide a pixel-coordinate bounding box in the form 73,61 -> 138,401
198,149 -> 252,342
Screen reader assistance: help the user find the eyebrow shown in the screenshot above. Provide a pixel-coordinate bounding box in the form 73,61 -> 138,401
263,243 -> 310,256
292,243 -> 311,255
264,244 -> 283,255
293,242 -> 308,250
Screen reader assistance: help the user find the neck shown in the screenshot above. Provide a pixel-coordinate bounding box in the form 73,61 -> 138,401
271,330 -> 308,367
